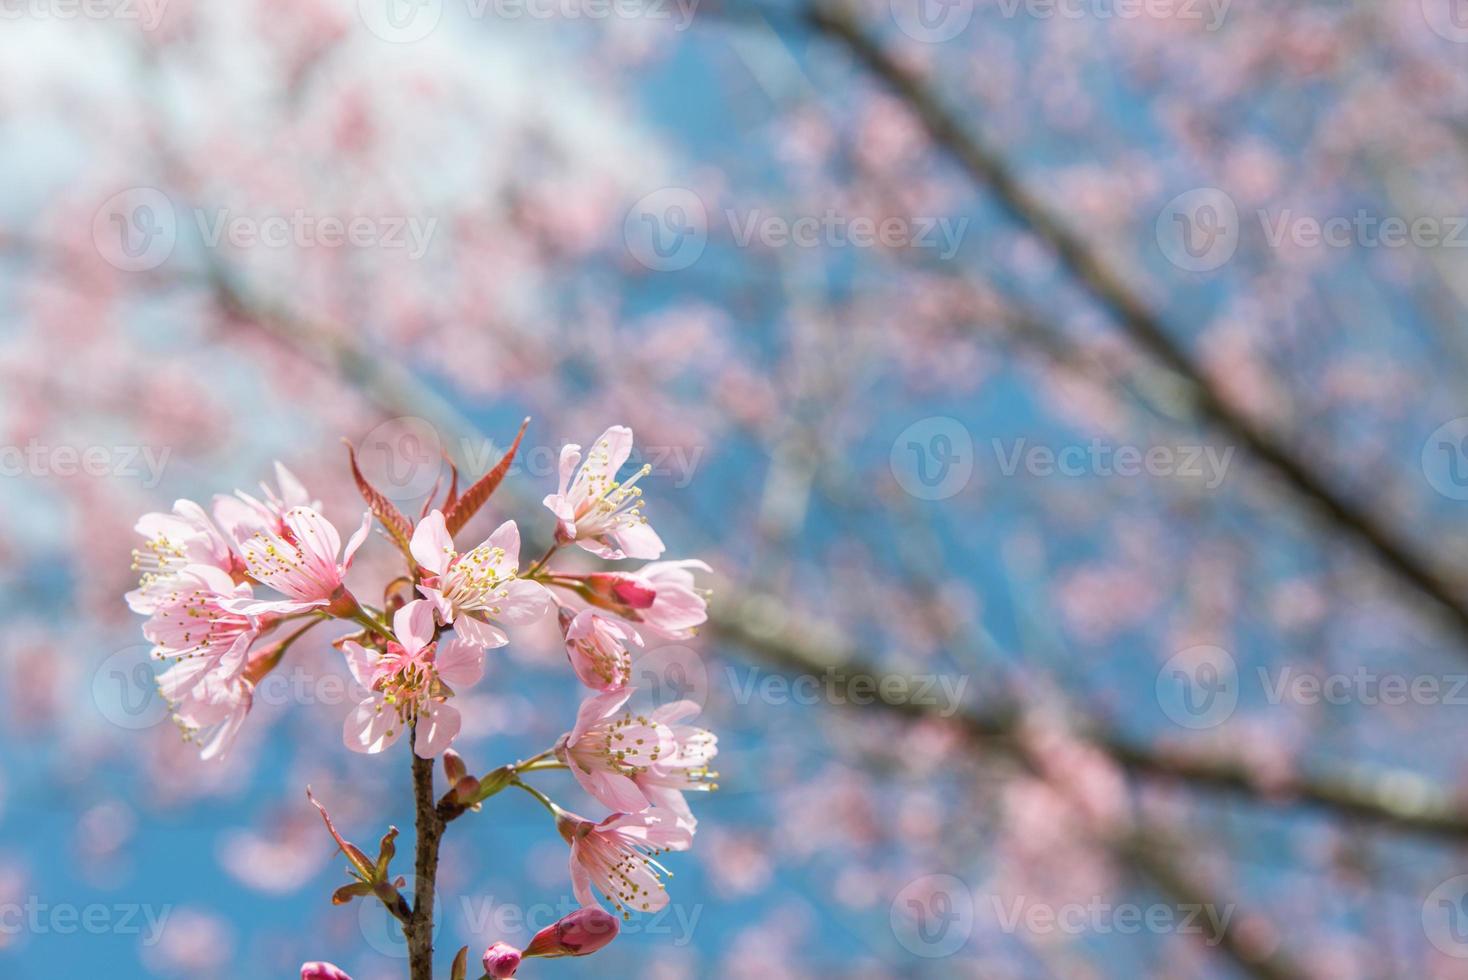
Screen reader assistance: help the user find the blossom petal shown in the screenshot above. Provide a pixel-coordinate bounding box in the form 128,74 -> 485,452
410,510 -> 454,576
435,638 -> 484,689
414,701 -> 461,757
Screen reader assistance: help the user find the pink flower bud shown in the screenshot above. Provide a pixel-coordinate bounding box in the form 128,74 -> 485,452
301,963 -> 352,980
481,941 -> 522,978
586,572 -> 657,610
524,907 -> 620,958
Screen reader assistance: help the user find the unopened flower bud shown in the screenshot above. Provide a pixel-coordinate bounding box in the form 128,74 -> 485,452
301,963 -> 352,980
524,907 -> 620,959
585,572 -> 657,611
481,941 -> 522,978
442,749 -> 468,785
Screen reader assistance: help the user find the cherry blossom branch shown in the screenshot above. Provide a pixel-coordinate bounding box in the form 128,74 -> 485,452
798,0 -> 1468,651
201,265 -> 1468,840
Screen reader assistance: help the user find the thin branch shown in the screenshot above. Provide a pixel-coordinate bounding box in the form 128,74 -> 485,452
715,595 -> 1314,979
711,592 -> 1468,842
800,0 -> 1468,651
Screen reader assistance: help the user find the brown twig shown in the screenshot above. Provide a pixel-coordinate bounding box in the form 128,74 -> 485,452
408,729 -> 443,980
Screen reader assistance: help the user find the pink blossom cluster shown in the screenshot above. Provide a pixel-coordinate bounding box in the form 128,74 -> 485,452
124,424 -> 717,977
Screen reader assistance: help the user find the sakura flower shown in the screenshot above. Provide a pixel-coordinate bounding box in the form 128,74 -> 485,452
411,510 -> 550,648
341,599 -> 484,758
583,560 -> 712,639
523,907 -> 619,958
557,689 -> 673,812
557,690 -> 717,819
555,807 -> 693,915
143,565 -> 259,668
127,500 -> 241,614
561,608 -> 641,691
232,507 -> 372,615
635,699 -> 719,824
542,426 -> 665,560
159,663 -> 253,761
214,461 -> 319,540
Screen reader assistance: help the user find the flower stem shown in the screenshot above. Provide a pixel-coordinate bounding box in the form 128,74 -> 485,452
511,779 -> 559,817
524,542 -> 560,578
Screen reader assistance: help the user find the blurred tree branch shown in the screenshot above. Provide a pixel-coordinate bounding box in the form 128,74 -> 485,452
710,594 -> 1313,979
189,256 -> 1468,844
712,591 -> 1468,841
798,1 -> 1468,652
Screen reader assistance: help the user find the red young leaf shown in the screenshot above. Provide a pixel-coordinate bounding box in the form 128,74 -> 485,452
444,418 -> 529,536
344,439 -> 415,554
307,787 -> 375,880
441,449 -> 460,513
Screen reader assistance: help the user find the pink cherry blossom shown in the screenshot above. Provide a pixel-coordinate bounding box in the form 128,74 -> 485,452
584,559 -> 712,639
523,907 -> 619,958
557,690 -> 717,820
556,689 -> 674,813
143,565 -> 259,667
159,664 -> 254,761
341,599 -> 484,758
636,699 -> 719,824
213,462 -> 319,541
542,426 -> 665,560
232,506 -> 372,615
141,565 -> 265,760
555,807 -> 693,915
561,608 -> 641,691
411,510 -> 550,648
126,500 -> 241,614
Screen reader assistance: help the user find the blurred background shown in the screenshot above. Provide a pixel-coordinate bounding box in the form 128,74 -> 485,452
4,0 -> 1468,976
